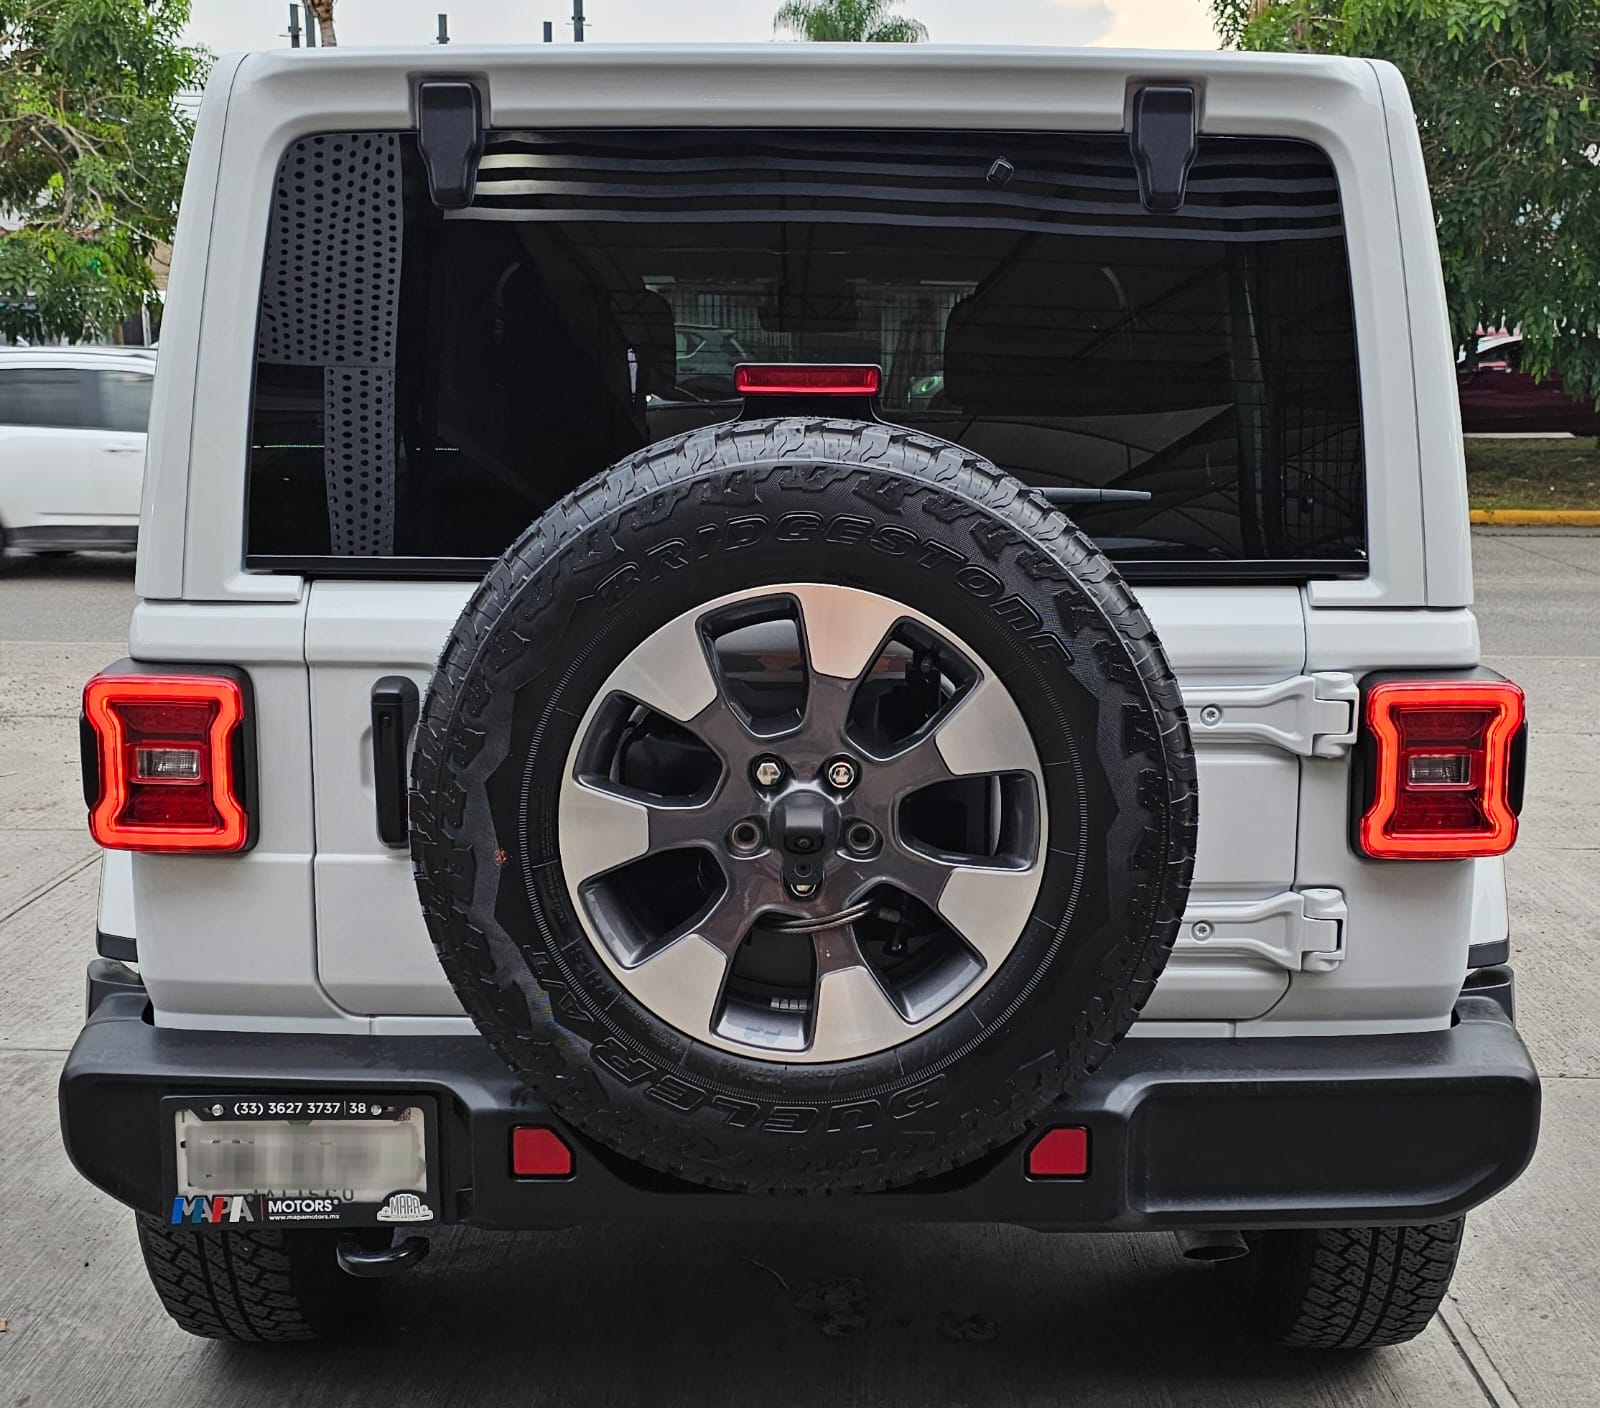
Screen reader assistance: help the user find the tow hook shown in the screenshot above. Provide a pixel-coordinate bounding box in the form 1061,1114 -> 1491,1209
336,1233 -> 431,1278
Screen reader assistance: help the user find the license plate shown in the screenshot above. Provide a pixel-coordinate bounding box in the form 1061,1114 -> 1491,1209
165,1095 -> 439,1228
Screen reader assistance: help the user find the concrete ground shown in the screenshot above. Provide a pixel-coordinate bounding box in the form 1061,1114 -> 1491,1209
1,532 -> 1595,1407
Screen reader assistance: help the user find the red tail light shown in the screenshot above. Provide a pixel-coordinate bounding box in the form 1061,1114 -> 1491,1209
83,673 -> 250,852
733,363 -> 881,396
1358,679 -> 1525,860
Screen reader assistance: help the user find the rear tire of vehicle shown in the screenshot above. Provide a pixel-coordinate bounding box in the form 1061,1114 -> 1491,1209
1224,1219 -> 1467,1348
134,1214 -> 381,1342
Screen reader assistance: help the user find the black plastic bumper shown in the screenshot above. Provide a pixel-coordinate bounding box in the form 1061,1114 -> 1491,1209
60,974 -> 1539,1232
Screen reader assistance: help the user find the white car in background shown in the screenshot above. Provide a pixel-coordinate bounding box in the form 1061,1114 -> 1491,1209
0,345 -> 154,557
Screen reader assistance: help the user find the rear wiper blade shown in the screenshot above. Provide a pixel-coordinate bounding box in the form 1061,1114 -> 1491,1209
1037,487 -> 1153,506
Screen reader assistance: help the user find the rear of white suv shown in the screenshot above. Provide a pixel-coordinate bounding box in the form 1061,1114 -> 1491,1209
61,46 -> 1537,1348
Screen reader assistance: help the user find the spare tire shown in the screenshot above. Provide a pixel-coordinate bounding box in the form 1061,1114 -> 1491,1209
411,417 -> 1196,1193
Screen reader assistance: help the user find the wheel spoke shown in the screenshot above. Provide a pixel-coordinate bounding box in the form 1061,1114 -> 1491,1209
558,779 -> 730,882
809,927 -> 912,1059
788,586 -> 905,746
604,608 -> 719,724
867,677 -> 1037,802
683,690 -> 765,764
868,728 -> 958,799
689,878 -> 768,953
928,675 -> 1039,778
871,841 -> 962,914
792,585 -> 904,683
556,780 -> 651,883
936,865 -> 1040,967
623,931 -> 732,1039
638,795 -> 730,858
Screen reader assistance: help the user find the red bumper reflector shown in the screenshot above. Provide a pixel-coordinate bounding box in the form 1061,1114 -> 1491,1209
511,1126 -> 573,1178
1027,1127 -> 1089,1178
733,363 -> 881,397
1359,680 -> 1525,859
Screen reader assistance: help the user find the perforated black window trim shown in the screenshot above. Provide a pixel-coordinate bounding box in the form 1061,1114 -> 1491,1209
256,132 -> 403,557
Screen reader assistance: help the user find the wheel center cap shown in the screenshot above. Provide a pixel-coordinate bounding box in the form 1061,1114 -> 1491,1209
769,787 -> 840,893
771,788 -> 837,857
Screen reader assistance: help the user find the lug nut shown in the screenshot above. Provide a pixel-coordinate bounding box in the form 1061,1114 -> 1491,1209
844,822 -> 879,855
752,757 -> 786,789
826,757 -> 858,790
727,819 -> 764,854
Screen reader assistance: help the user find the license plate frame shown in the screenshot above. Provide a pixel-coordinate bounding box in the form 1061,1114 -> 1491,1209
161,1092 -> 442,1229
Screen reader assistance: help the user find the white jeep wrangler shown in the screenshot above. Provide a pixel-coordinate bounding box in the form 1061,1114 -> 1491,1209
62,43 -> 1538,1349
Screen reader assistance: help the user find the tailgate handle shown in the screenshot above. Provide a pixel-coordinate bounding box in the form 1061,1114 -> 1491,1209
371,676 -> 420,847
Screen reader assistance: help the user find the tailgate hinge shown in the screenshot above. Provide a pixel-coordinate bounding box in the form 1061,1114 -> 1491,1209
416,80 -> 486,210
1183,672 -> 1359,759
1130,85 -> 1199,212
1178,888 -> 1347,973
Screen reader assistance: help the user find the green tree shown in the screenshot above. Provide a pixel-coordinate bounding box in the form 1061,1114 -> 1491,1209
773,0 -> 929,42
0,0 -> 208,343
1208,0 -> 1600,399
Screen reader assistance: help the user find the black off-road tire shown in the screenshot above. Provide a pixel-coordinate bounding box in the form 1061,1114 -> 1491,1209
135,1214 -> 378,1342
411,416 -> 1197,1193
1225,1220 -> 1467,1348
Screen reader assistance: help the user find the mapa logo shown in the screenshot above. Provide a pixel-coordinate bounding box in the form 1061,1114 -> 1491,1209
171,1194 -> 255,1225
375,1191 -> 432,1224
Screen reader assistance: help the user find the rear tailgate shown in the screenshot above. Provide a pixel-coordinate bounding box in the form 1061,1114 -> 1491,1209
304,581 -> 1316,1022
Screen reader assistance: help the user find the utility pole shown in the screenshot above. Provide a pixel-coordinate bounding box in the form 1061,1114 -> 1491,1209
436,12 -> 450,43
305,8 -> 318,46
543,20 -> 553,42
287,3 -> 302,47
573,0 -> 585,42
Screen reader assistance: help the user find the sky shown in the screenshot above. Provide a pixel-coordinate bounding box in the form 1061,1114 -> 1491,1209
184,0 -> 1221,53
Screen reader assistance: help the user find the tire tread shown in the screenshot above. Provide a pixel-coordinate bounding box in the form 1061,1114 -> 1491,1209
135,1214 -> 370,1342
1231,1219 -> 1466,1349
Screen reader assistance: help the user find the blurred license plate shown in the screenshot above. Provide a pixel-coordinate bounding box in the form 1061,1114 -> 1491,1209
166,1095 -> 438,1228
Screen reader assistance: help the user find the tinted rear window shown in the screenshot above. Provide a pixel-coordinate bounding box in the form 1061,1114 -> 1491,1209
246,129 -> 1366,577
0,368 -> 98,429
98,369 -> 154,433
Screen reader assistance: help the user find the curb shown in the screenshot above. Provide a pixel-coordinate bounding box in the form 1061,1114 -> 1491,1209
1469,509 -> 1600,526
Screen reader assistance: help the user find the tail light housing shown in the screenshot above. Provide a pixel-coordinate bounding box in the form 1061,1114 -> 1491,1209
82,667 -> 255,853
1357,678 -> 1526,860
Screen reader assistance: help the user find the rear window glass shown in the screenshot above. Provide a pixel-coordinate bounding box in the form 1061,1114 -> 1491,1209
246,129 -> 1367,578
0,368 -> 98,429
98,369 -> 153,433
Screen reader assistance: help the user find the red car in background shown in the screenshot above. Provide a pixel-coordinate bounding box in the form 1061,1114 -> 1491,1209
1458,333 -> 1600,435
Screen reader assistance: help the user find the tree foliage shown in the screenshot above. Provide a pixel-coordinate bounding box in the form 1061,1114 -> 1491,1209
774,0 -> 929,42
0,0 -> 207,342
1209,0 -> 1600,399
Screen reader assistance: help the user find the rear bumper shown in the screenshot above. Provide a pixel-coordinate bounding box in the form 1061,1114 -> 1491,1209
61,972 -> 1539,1232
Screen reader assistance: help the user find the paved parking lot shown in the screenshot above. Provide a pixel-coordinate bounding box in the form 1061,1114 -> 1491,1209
1,531 -> 1595,1407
